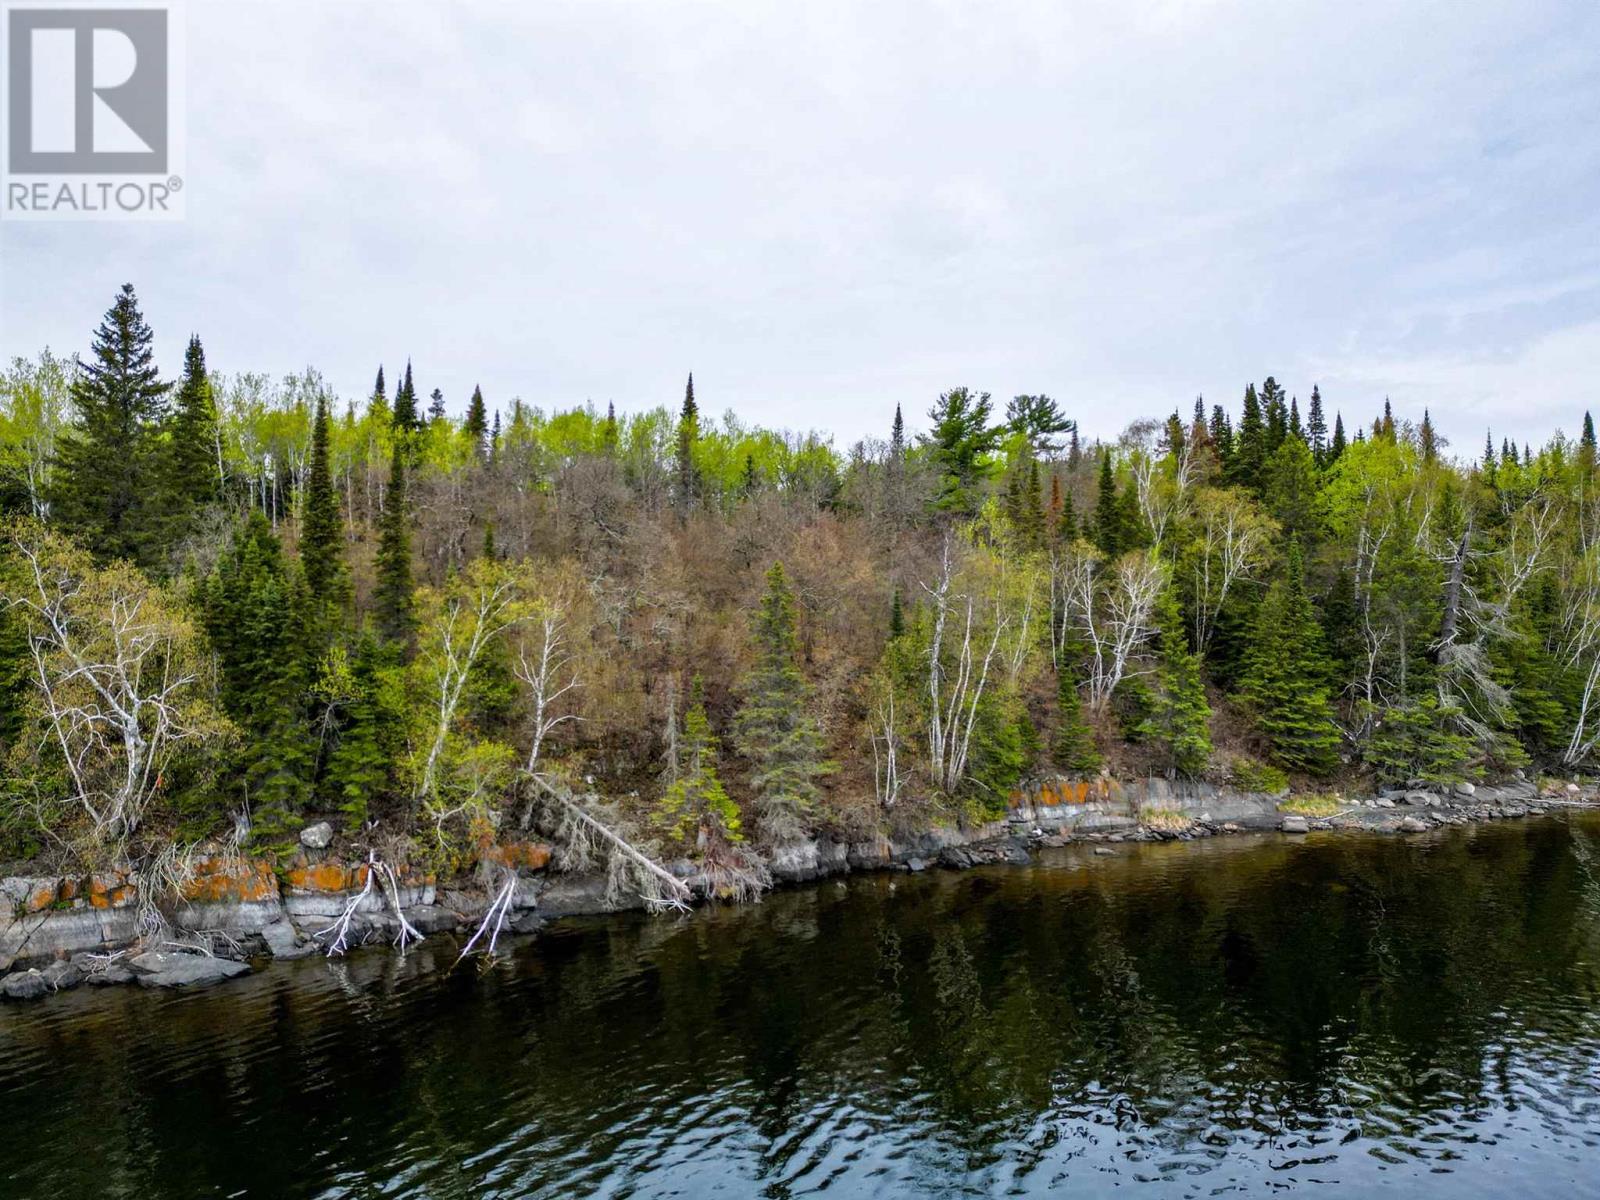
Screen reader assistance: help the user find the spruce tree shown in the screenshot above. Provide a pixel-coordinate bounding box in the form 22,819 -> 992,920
1232,383 -> 1266,490
1420,409 -> 1438,463
392,362 -> 420,457
1261,377 -> 1287,454
1380,398 -> 1395,442
51,284 -> 170,566
1209,403 -> 1234,476
1581,412 -> 1596,476
1052,662 -> 1101,771
160,334 -> 221,550
1307,385 -> 1328,464
427,387 -> 446,422
602,400 -> 619,452
1237,539 -> 1339,774
1137,587 -> 1212,776
740,452 -> 760,499
1329,413 -> 1347,463
372,366 -> 386,406
300,394 -> 346,618
200,513 -> 313,839
675,373 -> 700,514
656,678 -> 741,847
465,385 -> 489,460
1288,396 -> 1303,442
733,563 -> 831,842
1093,450 -> 1123,557
890,404 -> 905,459
320,633 -> 400,826
889,586 -> 905,639
372,440 -> 415,648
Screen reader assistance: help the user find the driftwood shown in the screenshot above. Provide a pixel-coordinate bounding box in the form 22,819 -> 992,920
526,773 -> 692,912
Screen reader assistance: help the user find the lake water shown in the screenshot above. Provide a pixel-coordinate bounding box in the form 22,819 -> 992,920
3,815 -> 1599,1198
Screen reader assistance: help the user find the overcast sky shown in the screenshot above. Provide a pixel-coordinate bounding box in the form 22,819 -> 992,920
3,0 -> 1599,456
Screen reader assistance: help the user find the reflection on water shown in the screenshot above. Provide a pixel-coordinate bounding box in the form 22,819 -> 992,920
3,816 -> 1600,1198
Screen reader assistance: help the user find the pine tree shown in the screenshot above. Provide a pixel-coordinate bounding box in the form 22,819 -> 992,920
489,410 -> 502,465
372,439 -> 415,648
159,334 -> 221,551
1137,586 -> 1212,776
675,373 -> 700,514
1093,449 -> 1123,557
890,404 -> 905,460
602,400 -> 619,452
1052,662 -> 1101,771
733,563 -> 831,842
372,366 -> 386,406
1581,412 -> 1596,476
1380,398 -> 1395,442
656,678 -> 741,847
319,633 -> 400,826
1209,403 -> 1234,476
427,387 -> 446,422
1307,385 -> 1328,465
1288,396 -> 1304,442
923,387 -> 1000,515
464,385 -> 489,460
1237,539 -> 1339,774
300,394 -> 346,618
199,513 -> 313,839
1261,377 -> 1287,454
1233,383 -> 1266,489
51,284 -> 170,566
889,586 -> 905,639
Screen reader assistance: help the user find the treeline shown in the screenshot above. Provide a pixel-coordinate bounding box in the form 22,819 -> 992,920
2,283 -> 1598,871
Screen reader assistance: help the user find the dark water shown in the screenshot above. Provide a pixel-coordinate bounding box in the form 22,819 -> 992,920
4,818 -> 1600,1198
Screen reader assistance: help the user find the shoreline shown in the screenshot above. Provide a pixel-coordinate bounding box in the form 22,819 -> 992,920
3,778 -> 1596,1003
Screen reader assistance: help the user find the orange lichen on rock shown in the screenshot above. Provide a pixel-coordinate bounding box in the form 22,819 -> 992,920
86,872 -> 137,910
181,857 -> 279,904
484,842 -> 553,871
283,862 -> 367,894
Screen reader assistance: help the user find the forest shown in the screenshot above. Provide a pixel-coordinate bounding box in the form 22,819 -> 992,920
2,284 -> 1597,887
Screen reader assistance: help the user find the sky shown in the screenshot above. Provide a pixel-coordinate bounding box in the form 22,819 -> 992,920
3,0 -> 1599,456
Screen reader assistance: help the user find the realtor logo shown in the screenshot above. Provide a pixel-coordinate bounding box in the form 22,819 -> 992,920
2,1 -> 185,219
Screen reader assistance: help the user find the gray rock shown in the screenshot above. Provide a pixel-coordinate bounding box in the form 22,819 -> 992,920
128,951 -> 251,989
905,857 -> 927,873
1567,782 -> 1582,795
42,960 -> 83,990
1,970 -> 50,1000
85,964 -> 136,987
1454,781 -> 1476,797
1092,847 -> 1116,857
299,821 -> 334,850
1280,815 -> 1310,834
1375,797 -> 1395,809
1404,790 -> 1437,806
1398,816 -> 1429,833
259,918 -> 315,959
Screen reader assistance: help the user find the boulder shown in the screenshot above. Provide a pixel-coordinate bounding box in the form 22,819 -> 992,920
299,821 -> 334,850
1454,781 -> 1476,797
127,951 -> 250,990
1567,782 -> 1582,795
1092,846 -> 1116,857
259,918 -> 316,959
1404,790 -> 1437,807
42,960 -> 83,991
1398,816 -> 1429,833
1,970 -> 50,1000
1375,798 -> 1395,809
85,964 -> 136,987
1280,815 -> 1310,834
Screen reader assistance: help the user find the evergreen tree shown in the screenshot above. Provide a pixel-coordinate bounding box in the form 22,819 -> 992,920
656,678 -> 741,847
890,404 -> 905,460
733,563 -> 831,842
427,387 -> 446,422
1005,394 -> 1072,456
1237,539 -> 1340,774
1093,450 -> 1124,557
51,284 -> 170,566
1581,412 -> 1596,476
1261,377 -> 1287,454
159,334 -> 221,549
1380,398 -> 1395,442
922,387 -> 1000,515
1052,662 -> 1101,771
1288,396 -> 1304,442
464,385 -> 489,460
490,410 -> 502,465
1232,383 -> 1266,490
1209,403 -> 1234,476
1137,586 -> 1212,776
1307,385 -> 1328,464
199,513 -> 313,839
372,440 -> 415,648
1329,413 -> 1347,463
889,586 -> 905,639
319,634 -> 400,826
602,400 -> 619,452
1420,408 -> 1438,463
740,452 -> 760,499
392,361 -> 419,433
675,373 -> 700,514
372,366 -> 386,406
300,394 -> 346,618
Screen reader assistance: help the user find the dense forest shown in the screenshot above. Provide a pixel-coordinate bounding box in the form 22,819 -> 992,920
2,284 -> 1597,883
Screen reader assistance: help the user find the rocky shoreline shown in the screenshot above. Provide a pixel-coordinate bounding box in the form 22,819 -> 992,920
3,775 -> 1595,1003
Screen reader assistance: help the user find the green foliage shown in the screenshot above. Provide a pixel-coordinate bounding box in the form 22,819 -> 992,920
733,563 -> 832,843
1237,540 -> 1340,775
966,694 -> 1029,819
317,636 -> 404,827
159,334 -> 221,550
50,284 -> 169,569
373,440 -> 415,648
657,684 -> 741,848
198,513 -> 314,840
1136,587 -> 1212,776
923,387 -> 1000,516
300,394 -> 347,621
1229,758 -> 1288,794
1364,696 -> 1480,786
1052,663 -> 1102,772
